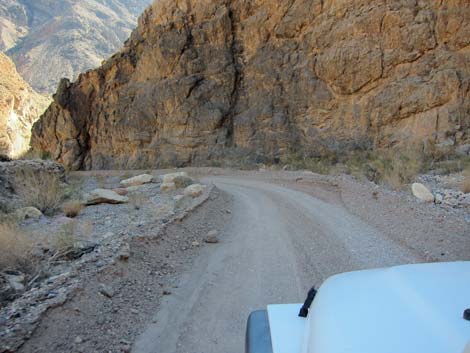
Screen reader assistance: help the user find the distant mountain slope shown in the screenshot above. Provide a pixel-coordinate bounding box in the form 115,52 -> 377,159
1,0 -> 151,94
0,52 -> 49,157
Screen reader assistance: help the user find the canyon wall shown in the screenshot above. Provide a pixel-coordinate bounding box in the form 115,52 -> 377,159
31,0 -> 470,170
0,52 -> 49,158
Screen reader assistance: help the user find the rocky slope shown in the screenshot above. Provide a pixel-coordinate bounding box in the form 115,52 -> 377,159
0,52 -> 49,158
1,0 -> 151,94
31,0 -> 470,170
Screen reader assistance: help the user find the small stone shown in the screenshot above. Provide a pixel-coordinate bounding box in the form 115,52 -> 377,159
191,241 -> 200,247
117,243 -> 131,261
98,284 -> 115,298
163,290 -> 172,295
120,174 -> 154,187
85,189 -> 129,205
184,184 -> 204,198
74,336 -> 83,344
411,183 -> 434,202
4,273 -> 25,292
204,230 -> 219,244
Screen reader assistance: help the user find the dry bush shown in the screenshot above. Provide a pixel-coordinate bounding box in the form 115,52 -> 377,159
462,170 -> 470,194
51,220 -> 93,260
19,149 -> 51,160
63,201 -> 84,218
0,222 -> 37,272
15,167 -> 64,215
52,222 -> 78,256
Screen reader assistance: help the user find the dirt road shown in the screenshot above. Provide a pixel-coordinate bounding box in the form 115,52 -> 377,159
133,177 -> 423,353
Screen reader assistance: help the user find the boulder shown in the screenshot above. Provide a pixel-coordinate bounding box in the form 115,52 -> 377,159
411,183 -> 435,202
184,184 -> 204,198
14,207 -> 43,220
162,172 -> 189,184
160,182 -> 176,193
113,188 -> 129,196
120,174 -> 154,187
173,175 -> 194,189
85,189 -> 129,205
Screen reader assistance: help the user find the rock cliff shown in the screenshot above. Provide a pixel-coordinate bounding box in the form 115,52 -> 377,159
0,52 -> 49,158
31,0 -> 470,170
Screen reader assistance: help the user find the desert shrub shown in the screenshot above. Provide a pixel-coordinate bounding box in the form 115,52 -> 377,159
367,148 -> 425,190
281,151 -> 337,175
18,149 -> 51,160
51,220 -> 92,260
52,222 -> 79,256
462,169 -> 470,194
0,222 -> 37,272
14,167 -> 64,215
62,201 -> 84,218
63,177 -> 85,201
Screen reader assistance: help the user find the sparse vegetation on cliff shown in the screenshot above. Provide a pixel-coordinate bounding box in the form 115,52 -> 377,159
281,145 -> 470,190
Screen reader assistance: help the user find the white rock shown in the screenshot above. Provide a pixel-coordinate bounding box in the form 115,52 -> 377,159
120,174 -> 154,187
411,183 -> 435,202
162,172 -> 189,183
14,207 -> 43,220
5,273 -> 25,292
184,184 -> 204,198
85,189 -> 129,205
160,182 -> 176,193
173,195 -> 185,202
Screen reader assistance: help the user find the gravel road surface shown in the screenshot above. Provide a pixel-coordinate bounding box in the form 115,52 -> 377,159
133,177 -> 424,353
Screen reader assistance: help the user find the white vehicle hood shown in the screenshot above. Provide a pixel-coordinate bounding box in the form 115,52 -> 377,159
302,262 -> 470,353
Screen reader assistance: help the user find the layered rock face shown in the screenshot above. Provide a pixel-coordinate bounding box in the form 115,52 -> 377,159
31,0 -> 470,170
0,0 -> 151,94
0,52 -> 49,158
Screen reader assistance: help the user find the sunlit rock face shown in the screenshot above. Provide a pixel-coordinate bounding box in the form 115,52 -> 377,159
0,52 -> 49,158
31,0 -> 470,170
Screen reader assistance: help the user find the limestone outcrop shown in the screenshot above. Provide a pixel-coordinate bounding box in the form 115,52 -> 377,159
31,0 -> 470,170
0,52 -> 49,158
